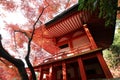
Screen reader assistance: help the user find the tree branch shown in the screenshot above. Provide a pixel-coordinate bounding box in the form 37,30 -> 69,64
0,34 -> 29,80
25,5 -> 49,80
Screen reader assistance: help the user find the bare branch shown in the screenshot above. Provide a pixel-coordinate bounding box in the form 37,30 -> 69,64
25,5 -> 49,80
13,30 -> 30,55
13,31 -> 18,53
26,5 -> 49,58
14,30 -> 30,39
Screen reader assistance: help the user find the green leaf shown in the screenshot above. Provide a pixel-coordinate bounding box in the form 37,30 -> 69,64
78,0 -> 118,26
78,3 -> 84,10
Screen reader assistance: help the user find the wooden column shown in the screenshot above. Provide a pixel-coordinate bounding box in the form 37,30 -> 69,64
62,62 -> 67,80
83,24 -> 97,49
97,52 -> 113,78
49,65 -> 53,80
78,57 -> 87,80
52,66 -> 57,80
39,68 -> 43,80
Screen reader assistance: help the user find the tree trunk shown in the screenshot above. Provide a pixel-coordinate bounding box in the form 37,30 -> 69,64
25,56 -> 36,80
0,39 -> 29,80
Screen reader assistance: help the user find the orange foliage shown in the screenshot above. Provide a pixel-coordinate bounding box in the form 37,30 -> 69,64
0,58 -> 21,80
33,25 -> 59,54
0,0 -> 16,11
15,32 -> 28,48
0,0 -> 78,74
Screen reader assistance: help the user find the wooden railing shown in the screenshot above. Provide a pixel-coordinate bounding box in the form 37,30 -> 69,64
43,44 -> 92,63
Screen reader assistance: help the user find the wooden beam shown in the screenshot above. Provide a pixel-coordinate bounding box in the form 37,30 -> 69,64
83,24 -> 97,49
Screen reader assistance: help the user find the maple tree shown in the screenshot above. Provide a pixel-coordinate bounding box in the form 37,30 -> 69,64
0,0 -> 77,80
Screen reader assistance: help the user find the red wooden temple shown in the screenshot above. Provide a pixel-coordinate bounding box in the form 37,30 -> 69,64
32,4 -> 116,80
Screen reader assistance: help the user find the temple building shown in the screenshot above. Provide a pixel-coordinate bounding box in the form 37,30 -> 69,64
33,3 -> 116,80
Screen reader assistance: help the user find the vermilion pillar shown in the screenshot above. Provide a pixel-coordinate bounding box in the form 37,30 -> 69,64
97,52 -> 113,78
62,62 -> 67,80
49,65 -> 53,80
39,68 -> 43,80
78,57 -> 87,80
